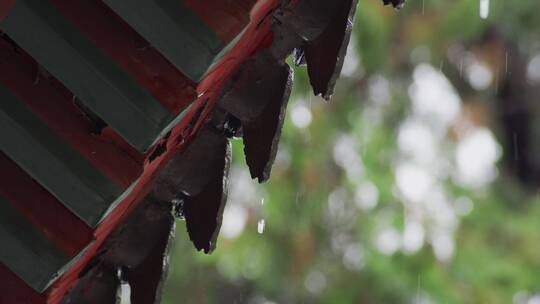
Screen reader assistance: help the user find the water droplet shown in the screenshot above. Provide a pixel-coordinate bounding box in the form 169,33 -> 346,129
172,198 -> 186,220
257,219 -> 265,234
117,266 -> 128,283
479,0 -> 490,19
118,282 -> 131,304
505,51 -> 509,74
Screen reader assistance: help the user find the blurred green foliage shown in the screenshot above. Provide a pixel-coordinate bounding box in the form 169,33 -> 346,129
162,0 -> 540,303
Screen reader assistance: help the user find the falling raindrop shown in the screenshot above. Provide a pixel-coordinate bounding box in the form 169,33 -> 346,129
479,0 -> 490,19
494,67 -> 500,93
505,51 -> 509,74
118,282 -> 131,304
513,133 -> 519,161
257,219 -> 266,234
416,275 -> 422,304
258,198 -> 266,234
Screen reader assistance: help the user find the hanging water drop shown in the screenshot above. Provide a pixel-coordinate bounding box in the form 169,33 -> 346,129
119,281 -> 131,304
116,267 -> 131,304
257,219 -> 266,234
172,198 -> 186,220
479,0 -> 490,19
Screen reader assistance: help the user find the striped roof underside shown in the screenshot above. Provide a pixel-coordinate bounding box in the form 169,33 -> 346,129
0,0 -> 255,296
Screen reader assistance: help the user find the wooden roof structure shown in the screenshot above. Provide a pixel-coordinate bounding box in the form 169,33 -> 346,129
0,0 -> 384,302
